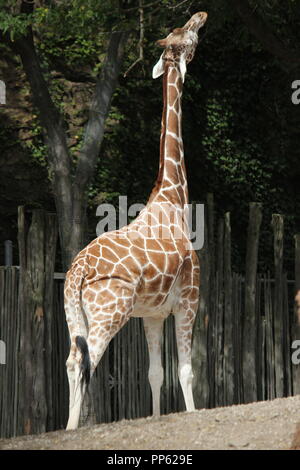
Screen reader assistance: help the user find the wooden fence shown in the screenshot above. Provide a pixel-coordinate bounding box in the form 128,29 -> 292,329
0,200 -> 300,438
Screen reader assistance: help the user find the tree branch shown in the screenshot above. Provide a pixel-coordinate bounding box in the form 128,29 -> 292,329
74,30 -> 129,191
124,0 -> 144,77
231,0 -> 300,69
69,30 -> 129,254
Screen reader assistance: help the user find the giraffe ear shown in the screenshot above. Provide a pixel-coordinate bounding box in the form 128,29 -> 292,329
156,38 -> 167,47
152,54 -> 164,79
179,54 -> 187,83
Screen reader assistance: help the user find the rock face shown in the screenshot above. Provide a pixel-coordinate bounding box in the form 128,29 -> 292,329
1,395 -> 300,450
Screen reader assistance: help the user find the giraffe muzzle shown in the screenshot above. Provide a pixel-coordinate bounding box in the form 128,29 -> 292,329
184,11 -> 208,33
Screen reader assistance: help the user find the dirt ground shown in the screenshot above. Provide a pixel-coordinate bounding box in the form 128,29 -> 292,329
1,395 -> 300,450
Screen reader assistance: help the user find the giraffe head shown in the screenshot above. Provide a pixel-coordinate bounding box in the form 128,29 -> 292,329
152,12 -> 207,82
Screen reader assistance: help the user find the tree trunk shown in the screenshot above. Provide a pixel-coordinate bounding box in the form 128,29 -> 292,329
11,8 -> 128,269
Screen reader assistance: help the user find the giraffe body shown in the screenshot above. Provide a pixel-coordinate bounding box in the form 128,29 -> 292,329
64,11 -> 207,430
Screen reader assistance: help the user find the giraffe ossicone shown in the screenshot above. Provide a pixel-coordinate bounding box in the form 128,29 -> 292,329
64,11 -> 207,431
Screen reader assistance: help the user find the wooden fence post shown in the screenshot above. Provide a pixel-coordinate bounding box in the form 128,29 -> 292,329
243,202 -> 262,403
271,214 -> 284,397
44,213 -> 58,431
292,234 -> 300,394
4,240 -> 13,266
206,194 -> 216,408
215,218 -> 224,406
223,212 -> 234,405
17,207 -> 57,435
192,202 -> 209,409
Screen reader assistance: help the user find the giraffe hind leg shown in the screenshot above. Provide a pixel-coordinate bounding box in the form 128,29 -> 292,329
65,295 -> 89,430
66,336 -> 91,430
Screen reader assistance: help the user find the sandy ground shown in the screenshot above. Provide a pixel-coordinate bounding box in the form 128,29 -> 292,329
1,395 -> 300,450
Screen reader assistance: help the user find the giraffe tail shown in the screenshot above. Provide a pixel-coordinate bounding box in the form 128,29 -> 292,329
75,335 -> 91,390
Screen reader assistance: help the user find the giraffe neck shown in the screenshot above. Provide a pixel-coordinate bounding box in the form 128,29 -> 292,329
149,62 -> 188,207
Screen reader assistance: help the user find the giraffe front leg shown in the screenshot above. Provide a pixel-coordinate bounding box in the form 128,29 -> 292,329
143,316 -> 165,416
174,309 -> 196,412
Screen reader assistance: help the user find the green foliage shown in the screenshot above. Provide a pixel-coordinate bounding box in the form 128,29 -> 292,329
0,10 -> 32,40
0,0 -> 299,274
24,117 -> 48,168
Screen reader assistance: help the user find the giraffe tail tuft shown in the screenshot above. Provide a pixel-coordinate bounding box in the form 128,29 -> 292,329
75,335 -> 91,390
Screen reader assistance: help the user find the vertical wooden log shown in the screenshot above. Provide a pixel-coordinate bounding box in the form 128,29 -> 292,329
232,273 -> 243,404
192,204 -> 209,409
28,210 -> 47,433
292,234 -> 300,395
0,267 -> 6,437
18,207 -> 48,435
243,202 -> 262,403
13,267 -> 20,436
237,274 -> 244,403
138,319 -> 145,417
17,206 -> 30,435
128,321 -> 133,419
4,240 -> 13,266
271,214 -> 284,397
206,193 -> 216,408
215,218 -> 224,406
44,213 -> 58,431
223,212 -> 234,405
162,318 -> 169,414
264,273 -> 275,400
283,273 -> 292,396
255,275 -> 263,401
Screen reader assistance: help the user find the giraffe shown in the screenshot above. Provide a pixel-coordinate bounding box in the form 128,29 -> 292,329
64,11 -> 208,430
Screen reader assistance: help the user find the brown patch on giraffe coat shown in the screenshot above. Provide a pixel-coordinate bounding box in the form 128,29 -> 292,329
164,163 -> 180,187
87,242 -> 101,258
165,252 -> 180,272
94,288 -> 116,306
178,168 -> 186,187
85,267 -> 97,280
104,238 -> 130,258
129,245 -> 147,266
161,274 -> 174,293
176,186 -> 186,205
65,287 -> 72,298
101,245 -> 120,263
168,67 -> 178,83
82,288 -> 96,303
112,232 -> 133,246
98,258 -> 115,274
145,238 -> 164,253
111,260 -> 139,281
153,293 -> 166,306
167,109 -> 180,133
88,255 -> 98,268
147,250 -> 167,274
144,261 -> 159,280
188,287 -> 199,302
147,274 -> 163,293
160,188 -> 182,205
